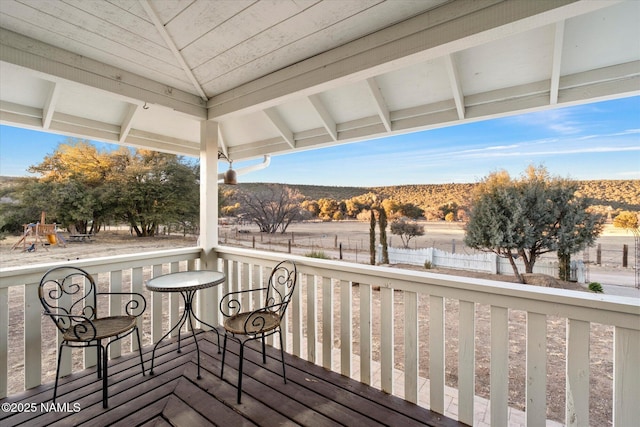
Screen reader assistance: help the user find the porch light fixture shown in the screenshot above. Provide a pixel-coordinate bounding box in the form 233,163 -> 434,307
218,151 -> 237,185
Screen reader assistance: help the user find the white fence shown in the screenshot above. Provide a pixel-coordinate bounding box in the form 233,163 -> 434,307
383,246 -> 586,282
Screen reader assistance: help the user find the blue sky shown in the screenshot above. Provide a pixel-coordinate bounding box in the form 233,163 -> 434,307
1,96 -> 638,186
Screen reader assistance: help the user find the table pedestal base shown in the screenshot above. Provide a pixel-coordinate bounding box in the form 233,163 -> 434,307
149,289 -> 220,379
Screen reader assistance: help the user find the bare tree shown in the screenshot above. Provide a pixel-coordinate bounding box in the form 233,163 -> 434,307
236,185 -> 305,233
390,217 -> 425,248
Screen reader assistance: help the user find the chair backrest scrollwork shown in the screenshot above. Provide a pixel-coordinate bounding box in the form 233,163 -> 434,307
264,260 -> 297,319
39,266 -> 98,335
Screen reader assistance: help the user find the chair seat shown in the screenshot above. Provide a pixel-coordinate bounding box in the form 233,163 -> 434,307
223,310 -> 280,335
63,316 -> 137,341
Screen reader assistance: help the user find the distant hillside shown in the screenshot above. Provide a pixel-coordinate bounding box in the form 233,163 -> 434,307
6,177 -> 640,213
227,180 -> 640,214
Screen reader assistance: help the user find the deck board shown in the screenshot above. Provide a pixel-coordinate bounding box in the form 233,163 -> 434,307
1,330 -> 467,426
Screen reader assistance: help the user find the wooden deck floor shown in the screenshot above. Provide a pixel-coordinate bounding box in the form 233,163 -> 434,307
1,330 -> 466,426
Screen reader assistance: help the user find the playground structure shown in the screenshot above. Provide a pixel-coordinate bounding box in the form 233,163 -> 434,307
11,212 -> 67,252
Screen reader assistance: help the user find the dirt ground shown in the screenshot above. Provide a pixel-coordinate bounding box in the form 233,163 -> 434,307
1,221 -> 635,425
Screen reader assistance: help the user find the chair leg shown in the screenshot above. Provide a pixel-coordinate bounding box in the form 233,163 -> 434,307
237,342 -> 245,404
220,333 -> 228,379
102,345 -> 108,408
96,341 -> 102,379
135,328 -> 145,376
53,344 -> 65,403
262,332 -> 267,364
279,330 -> 287,384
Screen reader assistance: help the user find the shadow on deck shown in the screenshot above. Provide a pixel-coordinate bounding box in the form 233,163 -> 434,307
0,329 -> 466,426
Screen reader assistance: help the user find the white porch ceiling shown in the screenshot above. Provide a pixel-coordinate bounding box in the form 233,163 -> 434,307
0,0 -> 638,161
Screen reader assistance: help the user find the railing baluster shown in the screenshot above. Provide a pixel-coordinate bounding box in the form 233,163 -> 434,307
458,300 -> 475,425
24,282 -> 41,389
429,295 -> 445,413
131,267 -> 144,349
490,305 -> 509,426
83,274 -> 96,369
614,326 -> 640,426
566,318 -> 589,426
360,283 -> 372,385
151,264 -> 163,342
0,287 -> 8,398
322,277 -> 333,370
307,275 -> 318,364
527,312 -> 547,427
169,262 -> 180,338
58,284 -> 72,377
380,286 -> 394,394
292,273 -> 302,357
110,270 -> 123,358
340,280 -> 352,377
404,290 -> 418,404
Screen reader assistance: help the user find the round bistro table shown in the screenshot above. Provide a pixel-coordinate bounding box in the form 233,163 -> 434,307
145,270 -> 226,379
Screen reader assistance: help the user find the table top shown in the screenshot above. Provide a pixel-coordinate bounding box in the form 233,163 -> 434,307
145,270 -> 226,292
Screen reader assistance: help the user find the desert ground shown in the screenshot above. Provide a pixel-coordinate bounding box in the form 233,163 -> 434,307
1,221 -> 637,425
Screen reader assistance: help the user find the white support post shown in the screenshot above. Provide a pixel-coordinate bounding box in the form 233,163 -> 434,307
198,120 -> 220,328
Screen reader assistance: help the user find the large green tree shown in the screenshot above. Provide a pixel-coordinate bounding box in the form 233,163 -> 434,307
22,140 -> 199,237
27,139 -> 113,233
464,166 -> 604,283
106,149 -> 199,237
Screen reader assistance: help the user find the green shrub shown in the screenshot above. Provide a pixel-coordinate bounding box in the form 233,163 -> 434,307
306,250 -> 329,259
424,260 -> 433,269
588,282 -> 604,293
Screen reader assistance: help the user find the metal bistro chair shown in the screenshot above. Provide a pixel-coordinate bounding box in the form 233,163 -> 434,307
220,260 -> 297,404
39,266 -> 146,408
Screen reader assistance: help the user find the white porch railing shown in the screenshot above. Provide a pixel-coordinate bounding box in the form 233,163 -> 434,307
1,245 -> 639,426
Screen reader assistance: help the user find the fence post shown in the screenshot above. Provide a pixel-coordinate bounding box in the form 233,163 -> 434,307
288,240 -> 291,254
339,243 -> 343,260
596,244 -> 602,265
623,244 -> 628,267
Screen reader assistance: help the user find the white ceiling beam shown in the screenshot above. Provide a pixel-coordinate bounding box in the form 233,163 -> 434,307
550,21 -> 565,105
308,94 -> 338,141
365,78 -> 391,132
0,29 -> 206,119
139,0 -> 208,101
119,104 -> 139,143
264,107 -> 295,148
42,81 -> 60,129
208,0 -> 616,119
0,100 -> 200,156
444,54 -> 465,120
